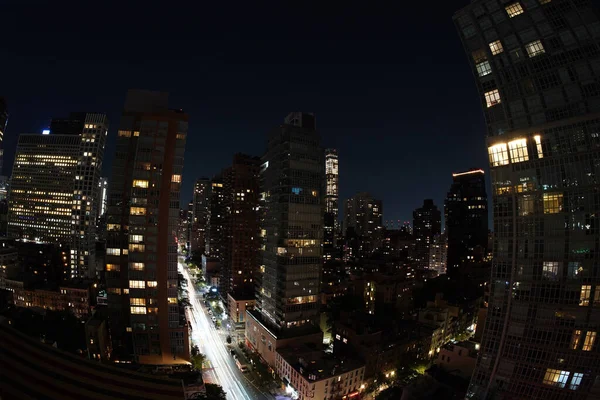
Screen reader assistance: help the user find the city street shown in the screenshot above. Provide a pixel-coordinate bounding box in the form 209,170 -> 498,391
179,259 -> 272,400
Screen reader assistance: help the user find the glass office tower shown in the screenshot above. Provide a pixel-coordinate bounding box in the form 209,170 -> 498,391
454,0 -> 600,398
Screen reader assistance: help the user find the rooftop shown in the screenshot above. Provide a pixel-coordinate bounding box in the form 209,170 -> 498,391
278,344 -> 364,382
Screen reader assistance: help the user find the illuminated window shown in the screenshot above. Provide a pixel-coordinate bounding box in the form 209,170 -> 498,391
118,130 -> 132,138
580,285 -> 591,306
168,297 -> 178,304
106,263 -> 120,272
130,235 -> 144,243
130,262 -> 145,271
106,248 -> 121,256
129,280 -> 146,289
543,193 -> 563,214
525,40 -> 545,58
132,180 -> 148,188
505,2 -> 524,18
518,195 -> 534,216
172,175 -> 181,183
130,306 -> 146,314
130,207 -> 146,216
130,298 -> 146,306
129,243 -> 145,252
508,138 -> 529,162
140,163 -> 151,171
485,89 -> 501,107
571,330 -> 582,349
107,224 -> 121,231
147,281 -> 158,288
489,40 -> 504,55
476,61 -> 492,77
583,331 -> 596,351
543,369 -> 570,388
472,50 -> 486,64
133,131 -> 140,137
176,133 -> 186,140
108,288 -> 122,295
148,307 -> 158,314
488,143 -> 509,166
542,261 -> 559,280
126,327 -> 132,332
570,372 -> 583,390
534,135 -> 544,158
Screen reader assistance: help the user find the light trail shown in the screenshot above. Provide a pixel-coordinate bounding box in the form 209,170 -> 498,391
180,259 -> 260,400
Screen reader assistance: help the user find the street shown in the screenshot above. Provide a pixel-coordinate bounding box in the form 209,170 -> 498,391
179,259 -> 272,400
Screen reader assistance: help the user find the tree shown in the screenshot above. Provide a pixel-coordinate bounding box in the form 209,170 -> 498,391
213,305 -> 224,317
191,345 -> 200,357
226,336 -> 232,344
197,383 -> 226,400
191,353 -> 206,370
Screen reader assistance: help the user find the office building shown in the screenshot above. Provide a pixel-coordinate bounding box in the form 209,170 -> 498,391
412,199 -> 441,268
324,148 -> 339,262
221,153 -> 260,296
190,178 -> 210,252
98,177 -> 108,218
0,97 -> 7,174
104,90 -> 189,364
445,169 -> 488,277
205,175 -> 224,260
343,192 -> 384,257
428,233 -> 447,275
256,112 -> 324,333
8,113 -> 108,279
454,0 -> 600,398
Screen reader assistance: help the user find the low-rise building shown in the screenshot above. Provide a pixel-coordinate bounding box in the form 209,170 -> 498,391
245,309 -> 323,368
276,344 -> 365,400
227,292 -> 255,342
435,340 -> 479,379
12,282 -> 91,318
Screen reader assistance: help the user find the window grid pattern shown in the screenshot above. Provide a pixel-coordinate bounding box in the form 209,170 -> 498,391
505,3 -> 524,18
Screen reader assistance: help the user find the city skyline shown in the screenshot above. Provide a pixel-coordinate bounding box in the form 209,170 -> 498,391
2,0 -> 488,224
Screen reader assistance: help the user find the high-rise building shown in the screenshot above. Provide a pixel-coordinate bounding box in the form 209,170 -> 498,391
8,112 -> 108,279
98,177 -> 108,218
191,178 -> 210,252
454,1 -> 600,398
324,149 -> 339,262
0,97 -> 8,174
412,199 -> 441,269
444,169 -> 488,277
257,112 -> 324,333
105,90 -> 189,364
221,153 -> 260,297
343,192 -> 384,257
206,175 -> 224,261
428,233 -> 447,275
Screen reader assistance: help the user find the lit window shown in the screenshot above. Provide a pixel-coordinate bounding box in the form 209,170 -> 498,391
508,138 -> 529,162
525,40 -> 545,58
580,285 -> 592,306
571,330 -> 582,350
133,131 -> 140,137
126,327 -> 132,332
129,243 -> 145,252
543,368 -> 570,388
147,281 -> 158,288
130,262 -> 145,271
484,89 -> 501,107
476,61 -> 492,77
129,280 -> 146,289
488,143 -> 509,166
130,235 -> 144,243
583,331 -> 596,351
130,306 -> 146,314
595,287 -> 600,306
534,135 -> 544,158
130,207 -> 146,216
543,193 -> 563,214
148,307 -> 158,314
130,298 -> 146,306
570,372 -> 583,390
542,262 -> 559,280
118,130 -> 132,138
176,133 -> 186,140
505,3 -> 524,18
132,180 -> 148,188
518,195 -> 534,216
489,40 -> 504,55
172,175 -> 181,183
106,248 -> 121,256
168,297 -> 178,304
106,263 -> 120,272
292,187 -> 302,195
472,50 -> 487,64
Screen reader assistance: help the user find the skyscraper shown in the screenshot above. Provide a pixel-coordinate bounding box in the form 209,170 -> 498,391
105,90 -> 189,364
8,112 -> 108,279
206,175 -> 224,259
0,97 -> 7,174
445,169 -> 488,277
454,0 -> 600,398
324,149 -> 339,262
221,153 -> 260,296
343,192 -> 384,257
191,178 -> 210,253
412,199 -> 441,269
257,112 -> 324,333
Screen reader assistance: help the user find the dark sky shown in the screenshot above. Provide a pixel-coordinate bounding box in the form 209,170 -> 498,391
2,0 -> 488,225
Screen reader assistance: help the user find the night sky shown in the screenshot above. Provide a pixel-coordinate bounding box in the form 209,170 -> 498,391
2,0 -> 488,225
